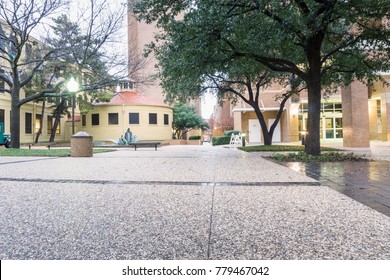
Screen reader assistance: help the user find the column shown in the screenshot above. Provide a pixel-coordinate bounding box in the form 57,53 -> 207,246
341,81 -> 370,147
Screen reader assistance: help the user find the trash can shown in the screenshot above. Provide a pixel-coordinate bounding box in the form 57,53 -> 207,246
71,131 -> 93,157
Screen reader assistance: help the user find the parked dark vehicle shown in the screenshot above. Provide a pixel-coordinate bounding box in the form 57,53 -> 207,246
0,122 -> 11,148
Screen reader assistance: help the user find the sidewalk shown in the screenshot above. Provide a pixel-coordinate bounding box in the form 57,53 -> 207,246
0,145 -> 389,259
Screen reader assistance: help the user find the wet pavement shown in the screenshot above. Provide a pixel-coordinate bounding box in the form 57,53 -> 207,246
1,145 -> 390,259
282,161 -> 390,217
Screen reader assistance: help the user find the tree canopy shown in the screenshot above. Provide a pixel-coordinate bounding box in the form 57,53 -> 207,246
133,0 -> 390,155
172,102 -> 208,139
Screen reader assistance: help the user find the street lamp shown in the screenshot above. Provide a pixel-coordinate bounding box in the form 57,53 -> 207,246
67,77 -> 79,135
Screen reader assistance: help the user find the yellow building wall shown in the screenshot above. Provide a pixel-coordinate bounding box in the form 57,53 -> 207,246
82,104 -> 173,142
0,94 -> 67,144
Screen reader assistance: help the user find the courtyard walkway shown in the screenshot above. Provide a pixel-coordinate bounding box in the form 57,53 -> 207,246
0,145 -> 389,259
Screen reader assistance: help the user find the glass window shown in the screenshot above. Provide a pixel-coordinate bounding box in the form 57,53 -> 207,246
35,114 -> 41,133
323,103 -> 334,112
335,118 -> 342,128
129,113 -> 139,124
92,114 -> 99,126
164,114 -> 169,125
300,103 -> 308,113
336,129 -> 343,139
82,115 -> 86,127
47,116 -> 60,134
326,130 -> 334,139
335,103 -> 342,113
25,112 -> 32,134
0,69 -> 5,91
108,113 -> 118,125
0,109 -> 4,124
325,118 -> 333,129
149,113 -> 157,124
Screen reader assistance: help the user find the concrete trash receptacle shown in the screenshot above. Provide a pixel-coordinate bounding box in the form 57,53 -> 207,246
71,131 -> 93,157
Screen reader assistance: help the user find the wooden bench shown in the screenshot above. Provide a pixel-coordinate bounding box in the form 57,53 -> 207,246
128,142 -> 161,151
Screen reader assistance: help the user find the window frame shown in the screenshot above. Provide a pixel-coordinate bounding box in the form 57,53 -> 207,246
149,113 -> 157,125
129,112 -> 140,124
91,113 -> 100,126
108,113 -> 119,125
25,112 -> 32,134
164,114 -> 169,125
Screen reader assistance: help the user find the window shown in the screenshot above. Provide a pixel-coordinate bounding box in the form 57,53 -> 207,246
129,113 -> 139,124
0,109 -> 4,133
0,109 -> 4,124
92,114 -> 99,125
0,69 -> 5,92
82,115 -> 86,127
25,43 -> 32,60
149,113 -> 157,124
35,114 -> 41,133
120,81 -> 134,90
25,113 -> 32,134
108,113 -> 119,125
164,114 -> 169,125
47,116 -> 60,134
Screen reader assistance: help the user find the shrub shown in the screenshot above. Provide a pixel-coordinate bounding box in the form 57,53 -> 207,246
238,145 -> 339,152
189,135 -> 201,140
223,130 -> 241,137
211,136 -> 231,146
270,151 -> 367,162
211,136 -> 245,146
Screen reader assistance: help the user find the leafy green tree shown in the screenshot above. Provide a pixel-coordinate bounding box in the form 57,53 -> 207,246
172,103 -> 209,139
134,0 -> 390,155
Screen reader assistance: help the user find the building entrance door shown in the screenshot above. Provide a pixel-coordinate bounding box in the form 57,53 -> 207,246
248,119 -> 261,143
268,119 -> 281,142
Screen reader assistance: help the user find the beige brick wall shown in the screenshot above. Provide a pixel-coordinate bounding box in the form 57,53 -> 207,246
341,81 -> 370,147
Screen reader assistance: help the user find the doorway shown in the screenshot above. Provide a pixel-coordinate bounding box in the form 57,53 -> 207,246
248,119 -> 261,143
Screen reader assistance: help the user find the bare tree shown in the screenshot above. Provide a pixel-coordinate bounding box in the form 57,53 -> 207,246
0,0 -> 149,146
0,0 -> 68,148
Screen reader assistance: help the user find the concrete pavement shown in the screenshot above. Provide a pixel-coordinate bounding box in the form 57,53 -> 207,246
0,145 -> 389,259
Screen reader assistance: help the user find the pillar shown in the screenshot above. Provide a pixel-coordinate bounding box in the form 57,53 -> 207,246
341,81 -> 370,148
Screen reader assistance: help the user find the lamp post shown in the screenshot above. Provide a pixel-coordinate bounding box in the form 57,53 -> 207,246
67,77 -> 79,135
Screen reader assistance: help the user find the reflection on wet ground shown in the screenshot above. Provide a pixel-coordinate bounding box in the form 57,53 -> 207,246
282,161 -> 390,217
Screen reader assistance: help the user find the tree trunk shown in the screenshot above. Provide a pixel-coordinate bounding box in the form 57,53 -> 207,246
35,100 -> 46,143
252,103 -> 272,145
10,87 -> 21,148
305,79 -> 322,156
49,99 -> 65,142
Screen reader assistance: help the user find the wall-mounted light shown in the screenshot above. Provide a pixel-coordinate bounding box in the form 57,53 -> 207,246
291,108 -> 299,116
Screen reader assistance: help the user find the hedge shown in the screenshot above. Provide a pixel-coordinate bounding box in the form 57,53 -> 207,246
223,130 -> 241,137
211,136 -> 246,146
211,136 -> 231,146
189,135 -> 201,140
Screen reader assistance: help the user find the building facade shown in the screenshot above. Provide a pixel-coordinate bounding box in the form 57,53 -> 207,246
83,89 -> 173,142
218,74 -> 390,147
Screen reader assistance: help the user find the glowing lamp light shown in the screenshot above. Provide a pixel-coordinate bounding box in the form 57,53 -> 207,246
67,77 -> 79,92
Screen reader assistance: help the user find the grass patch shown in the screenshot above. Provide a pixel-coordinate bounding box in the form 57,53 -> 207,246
238,145 -> 339,152
270,151 -> 367,162
0,148 -> 115,157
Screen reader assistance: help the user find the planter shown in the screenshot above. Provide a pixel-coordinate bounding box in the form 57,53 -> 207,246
186,140 -> 203,145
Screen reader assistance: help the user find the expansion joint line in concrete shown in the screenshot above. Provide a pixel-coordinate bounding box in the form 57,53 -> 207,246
0,177 -> 321,187
206,184 -> 216,260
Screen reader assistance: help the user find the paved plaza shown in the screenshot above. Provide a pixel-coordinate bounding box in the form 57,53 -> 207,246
0,145 -> 390,259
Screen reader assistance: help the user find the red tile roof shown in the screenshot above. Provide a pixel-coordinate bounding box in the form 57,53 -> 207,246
95,91 -> 171,108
